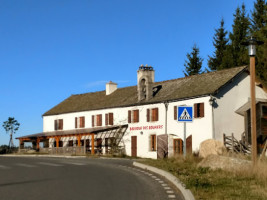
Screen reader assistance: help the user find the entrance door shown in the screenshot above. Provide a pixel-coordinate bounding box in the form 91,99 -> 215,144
157,134 -> 168,159
131,136 -> 137,157
173,139 -> 183,155
186,135 -> 192,154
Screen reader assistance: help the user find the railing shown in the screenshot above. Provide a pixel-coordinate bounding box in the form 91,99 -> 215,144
223,133 -> 251,155
39,146 -> 86,155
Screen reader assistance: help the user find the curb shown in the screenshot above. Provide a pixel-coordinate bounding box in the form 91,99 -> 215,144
0,154 -> 86,159
133,162 -> 195,200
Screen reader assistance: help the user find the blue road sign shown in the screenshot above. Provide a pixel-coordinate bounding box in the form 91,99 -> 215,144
178,106 -> 193,122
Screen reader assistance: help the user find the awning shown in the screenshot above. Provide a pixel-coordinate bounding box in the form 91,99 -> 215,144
16,124 -> 128,139
235,98 -> 267,116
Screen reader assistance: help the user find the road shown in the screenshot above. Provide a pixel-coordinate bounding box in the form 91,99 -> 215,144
0,156 -> 183,200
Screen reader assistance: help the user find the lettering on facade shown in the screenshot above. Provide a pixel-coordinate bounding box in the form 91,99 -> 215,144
129,125 -> 163,131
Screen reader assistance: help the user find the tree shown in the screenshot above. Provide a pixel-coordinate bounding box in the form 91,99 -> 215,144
183,44 -> 203,76
251,0 -> 267,32
208,19 -> 229,71
2,117 -> 20,148
229,3 -> 250,67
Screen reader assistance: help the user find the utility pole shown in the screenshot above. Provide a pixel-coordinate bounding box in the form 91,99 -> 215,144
242,37 -> 263,166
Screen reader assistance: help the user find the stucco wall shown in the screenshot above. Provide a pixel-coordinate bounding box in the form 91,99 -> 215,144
213,72 -> 267,141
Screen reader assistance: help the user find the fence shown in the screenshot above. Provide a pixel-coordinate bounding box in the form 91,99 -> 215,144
39,146 -> 86,155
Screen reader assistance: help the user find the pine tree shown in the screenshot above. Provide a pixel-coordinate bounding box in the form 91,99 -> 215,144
229,3 -> 250,67
183,44 -> 203,76
251,0 -> 267,32
208,19 -> 229,71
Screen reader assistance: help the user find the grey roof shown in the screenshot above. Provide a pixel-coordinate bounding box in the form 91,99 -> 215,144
43,66 -> 248,116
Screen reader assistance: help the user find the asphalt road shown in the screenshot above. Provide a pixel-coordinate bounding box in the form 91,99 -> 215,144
0,156 -> 183,200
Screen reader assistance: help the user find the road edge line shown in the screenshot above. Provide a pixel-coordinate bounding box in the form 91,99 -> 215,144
133,161 -> 195,200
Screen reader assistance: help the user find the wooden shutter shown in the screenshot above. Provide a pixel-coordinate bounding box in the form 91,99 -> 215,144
80,117 -> 85,128
109,113 -> 113,125
59,119 -> 63,130
105,114 -> 108,126
99,114 -> 102,126
174,106 -> 177,120
200,103 -> 204,117
54,120 -> 57,130
147,109 -> 150,122
194,103 -> 197,118
133,110 -> 139,123
75,117 -> 77,128
128,110 -> 131,123
92,115 -> 95,127
155,108 -> 158,121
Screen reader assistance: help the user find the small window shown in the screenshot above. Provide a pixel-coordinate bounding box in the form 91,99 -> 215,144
105,113 -> 114,126
150,134 -> 156,151
75,116 -> 85,128
147,108 -> 159,122
54,119 -> 63,130
92,114 -> 102,127
128,110 -> 139,123
194,103 -> 204,118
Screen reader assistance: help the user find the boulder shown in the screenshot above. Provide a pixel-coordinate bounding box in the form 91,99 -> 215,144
199,139 -> 226,158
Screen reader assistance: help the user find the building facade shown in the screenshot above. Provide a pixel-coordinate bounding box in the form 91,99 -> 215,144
17,65 -> 267,158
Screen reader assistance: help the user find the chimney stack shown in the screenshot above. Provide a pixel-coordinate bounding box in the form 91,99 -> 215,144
106,81 -> 117,95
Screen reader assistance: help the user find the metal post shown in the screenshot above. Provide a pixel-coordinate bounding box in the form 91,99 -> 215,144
183,122 -> 186,156
250,56 -> 257,165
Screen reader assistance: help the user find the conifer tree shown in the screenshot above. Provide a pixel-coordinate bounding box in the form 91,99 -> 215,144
229,3 -> 250,67
183,44 -> 203,76
251,0 -> 267,32
208,19 -> 229,71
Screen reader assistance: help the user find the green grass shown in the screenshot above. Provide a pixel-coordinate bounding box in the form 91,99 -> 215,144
140,156 -> 267,200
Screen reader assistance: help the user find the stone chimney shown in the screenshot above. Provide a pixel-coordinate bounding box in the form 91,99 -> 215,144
106,81 -> 117,95
137,64 -> 155,101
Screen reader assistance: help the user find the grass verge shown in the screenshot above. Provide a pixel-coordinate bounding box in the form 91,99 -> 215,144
140,155 -> 267,200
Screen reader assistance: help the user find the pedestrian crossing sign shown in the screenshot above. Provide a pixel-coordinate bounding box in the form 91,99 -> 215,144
178,106 -> 193,122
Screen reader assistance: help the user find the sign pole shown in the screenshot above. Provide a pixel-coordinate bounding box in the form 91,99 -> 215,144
183,122 -> 186,156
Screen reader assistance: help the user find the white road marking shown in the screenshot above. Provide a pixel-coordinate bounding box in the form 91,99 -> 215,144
162,183 -> 168,186
168,194 -> 176,199
158,181 -> 164,183
38,162 -> 63,167
164,187 -> 171,190
64,162 -> 86,166
0,165 -> 9,169
16,163 -> 36,168
166,190 -> 174,194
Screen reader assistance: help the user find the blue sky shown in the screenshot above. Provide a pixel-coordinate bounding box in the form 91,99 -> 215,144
0,0 -> 255,145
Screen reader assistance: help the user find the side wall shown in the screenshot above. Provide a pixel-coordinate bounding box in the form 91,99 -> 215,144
214,72 -> 267,141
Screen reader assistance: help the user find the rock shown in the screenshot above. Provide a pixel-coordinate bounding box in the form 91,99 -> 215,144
199,139 -> 226,158
198,154 -> 252,171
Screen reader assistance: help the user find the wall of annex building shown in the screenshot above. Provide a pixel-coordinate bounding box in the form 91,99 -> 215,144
213,72 -> 267,142
42,96 -> 213,158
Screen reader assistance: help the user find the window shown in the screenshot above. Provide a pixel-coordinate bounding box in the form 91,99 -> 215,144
68,140 -> 73,147
174,106 -> 177,120
194,103 -> 204,118
147,108 -> 159,122
75,116 -> 85,128
54,119 -> 63,130
105,113 -> 114,126
128,110 -> 139,123
92,114 -> 102,127
149,134 -> 156,151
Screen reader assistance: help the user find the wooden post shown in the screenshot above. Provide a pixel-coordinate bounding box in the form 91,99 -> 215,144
56,137 -> 60,148
36,138 -> 40,151
77,135 -> 81,147
91,134 -> 95,155
250,56 -> 257,165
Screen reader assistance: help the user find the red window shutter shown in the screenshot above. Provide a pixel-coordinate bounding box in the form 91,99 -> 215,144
105,114 -> 108,126
200,103 -> 204,117
137,110 -> 139,122
54,120 -> 57,130
75,117 -> 77,128
174,106 -> 177,120
194,103 -> 197,118
128,110 -> 131,123
59,119 -> 63,130
99,114 -> 102,126
81,117 -> 85,128
92,115 -> 95,127
147,109 -> 150,122
109,113 -> 113,125
155,108 -> 158,121
133,110 -> 139,123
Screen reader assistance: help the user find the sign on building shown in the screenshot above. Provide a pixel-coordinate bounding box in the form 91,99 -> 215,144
178,106 -> 193,122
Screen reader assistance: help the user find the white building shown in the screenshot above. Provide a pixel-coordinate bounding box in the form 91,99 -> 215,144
17,65 -> 267,159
